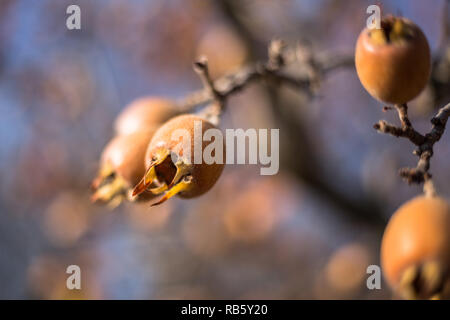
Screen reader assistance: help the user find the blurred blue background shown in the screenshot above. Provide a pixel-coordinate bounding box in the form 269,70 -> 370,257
0,0 -> 448,299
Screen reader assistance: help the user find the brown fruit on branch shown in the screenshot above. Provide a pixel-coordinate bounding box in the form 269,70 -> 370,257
381,196 -> 450,299
91,130 -> 156,206
114,97 -> 179,136
132,114 -> 225,206
355,16 -> 431,104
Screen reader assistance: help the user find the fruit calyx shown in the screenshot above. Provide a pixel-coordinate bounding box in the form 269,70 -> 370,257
399,260 -> 450,300
91,163 -> 130,208
369,16 -> 415,45
132,148 -> 193,206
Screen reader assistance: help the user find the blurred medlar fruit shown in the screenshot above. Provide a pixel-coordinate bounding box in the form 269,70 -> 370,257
91,130 -> 156,206
196,25 -> 248,79
381,195 -> 450,299
355,16 -> 431,104
132,114 -> 225,206
114,97 -> 179,135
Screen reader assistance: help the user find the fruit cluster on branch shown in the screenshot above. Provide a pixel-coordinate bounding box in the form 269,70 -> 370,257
91,40 -> 355,208
356,15 -> 450,196
90,8 -> 450,300
355,14 -> 450,300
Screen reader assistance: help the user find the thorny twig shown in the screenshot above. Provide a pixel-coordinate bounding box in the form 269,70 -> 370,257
374,102 -> 450,195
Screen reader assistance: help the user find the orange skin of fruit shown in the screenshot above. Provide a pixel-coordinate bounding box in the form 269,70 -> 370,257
145,114 -> 225,198
355,17 -> 431,104
114,97 -> 179,136
381,196 -> 450,292
101,130 -> 156,187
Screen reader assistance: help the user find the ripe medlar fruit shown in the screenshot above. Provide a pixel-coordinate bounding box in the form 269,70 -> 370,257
114,97 -> 179,136
381,195 -> 450,299
132,114 -> 225,206
91,130 -> 156,206
355,16 -> 431,104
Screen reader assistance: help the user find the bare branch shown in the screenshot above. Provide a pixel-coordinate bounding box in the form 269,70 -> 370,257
193,57 -> 223,105
181,41 -> 354,111
375,102 -> 450,192
374,104 -> 426,145
267,39 -> 286,70
429,102 -> 450,142
374,120 -> 406,138
399,150 -> 432,184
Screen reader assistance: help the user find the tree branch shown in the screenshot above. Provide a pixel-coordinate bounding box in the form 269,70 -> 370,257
186,0 -> 390,228
374,102 -> 450,193
182,41 -> 353,111
374,104 -> 426,145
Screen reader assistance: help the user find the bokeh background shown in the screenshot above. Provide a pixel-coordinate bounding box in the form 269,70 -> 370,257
0,0 -> 449,299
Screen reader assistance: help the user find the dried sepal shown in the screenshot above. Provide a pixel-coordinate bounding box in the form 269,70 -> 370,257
151,175 -> 193,207
398,261 -> 448,300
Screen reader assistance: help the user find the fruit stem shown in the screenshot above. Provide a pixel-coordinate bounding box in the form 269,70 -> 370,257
423,178 -> 437,198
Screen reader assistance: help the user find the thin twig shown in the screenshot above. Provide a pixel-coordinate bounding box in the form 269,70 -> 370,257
374,104 -> 426,145
182,41 -> 354,111
193,57 -> 223,105
374,102 -> 450,192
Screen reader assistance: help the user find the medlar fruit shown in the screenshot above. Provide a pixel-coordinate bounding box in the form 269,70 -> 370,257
355,16 -> 431,104
381,195 -> 450,299
132,114 -> 225,206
